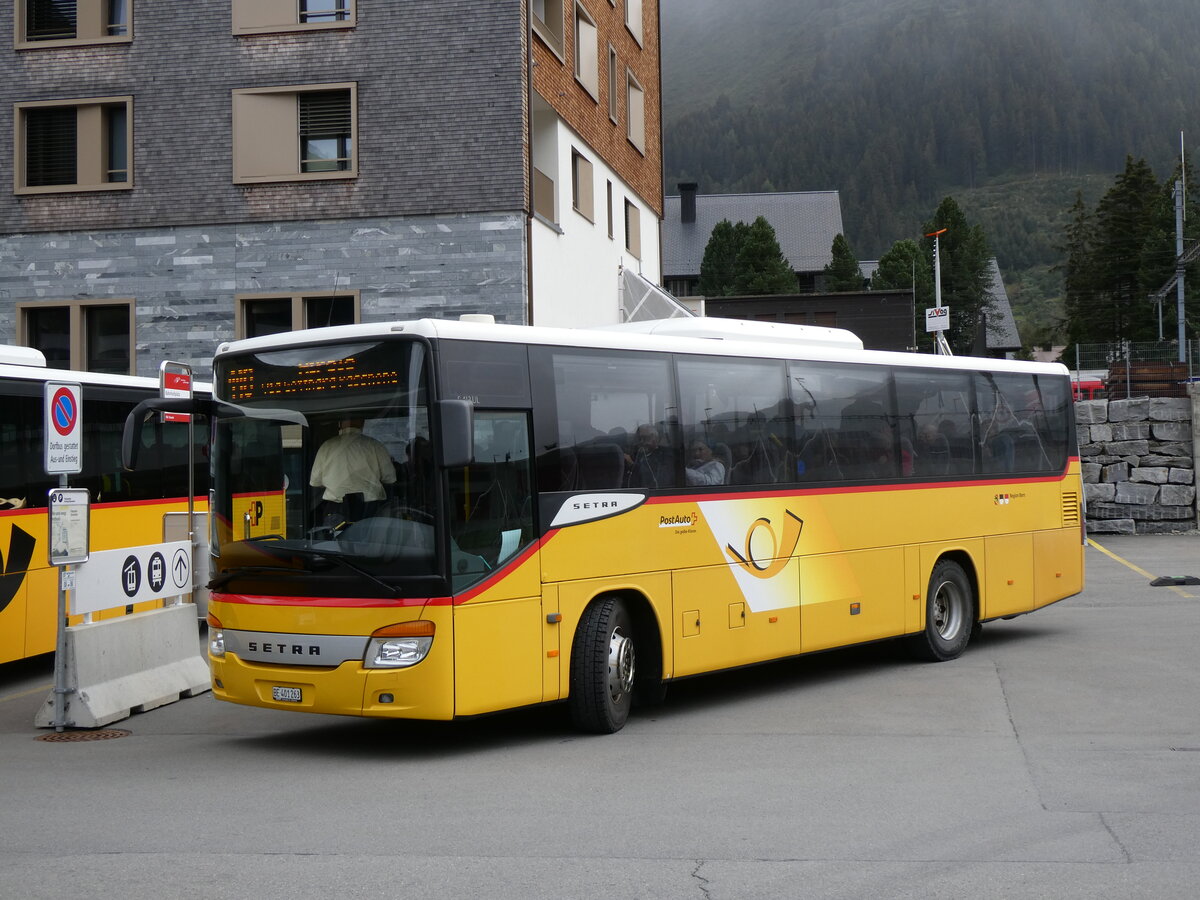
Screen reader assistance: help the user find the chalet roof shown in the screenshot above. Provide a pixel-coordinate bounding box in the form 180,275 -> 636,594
662,190 -> 845,278
984,258 -> 1022,352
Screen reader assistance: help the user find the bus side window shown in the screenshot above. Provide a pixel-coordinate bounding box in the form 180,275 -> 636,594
894,370 -> 975,478
538,350 -> 680,492
678,356 -> 791,487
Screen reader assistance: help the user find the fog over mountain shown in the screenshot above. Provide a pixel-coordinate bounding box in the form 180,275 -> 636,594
661,0 -> 1200,259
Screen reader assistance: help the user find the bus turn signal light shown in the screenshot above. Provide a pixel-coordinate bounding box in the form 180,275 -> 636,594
372,621 -> 435,638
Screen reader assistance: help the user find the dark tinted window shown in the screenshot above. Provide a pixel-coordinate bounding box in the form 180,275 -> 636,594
534,349 -> 679,492
677,356 -> 792,486
790,362 -> 899,481
438,341 -> 531,407
976,372 -> 1070,474
894,369 -> 975,477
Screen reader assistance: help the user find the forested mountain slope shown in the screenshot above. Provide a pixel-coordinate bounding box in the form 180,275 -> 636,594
662,0 -> 1200,260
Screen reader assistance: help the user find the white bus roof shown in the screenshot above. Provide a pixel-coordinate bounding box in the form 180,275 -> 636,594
0,345 -> 47,367
216,317 -> 1068,378
598,317 -> 865,351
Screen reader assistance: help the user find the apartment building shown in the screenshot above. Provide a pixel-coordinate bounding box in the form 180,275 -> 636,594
0,1 -> 662,378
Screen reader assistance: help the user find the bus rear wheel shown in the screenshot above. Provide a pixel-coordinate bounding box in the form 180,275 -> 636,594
569,596 -> 636,733
908,559 -> 975,662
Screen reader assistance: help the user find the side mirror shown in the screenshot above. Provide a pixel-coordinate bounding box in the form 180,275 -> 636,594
122,397 -> 206,470
435,399 -> 474,468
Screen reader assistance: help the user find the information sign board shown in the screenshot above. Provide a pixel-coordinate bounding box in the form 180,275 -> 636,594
925,306 -> 950,333
72,540 -> 192,617
44,381 -> 83,474
48,488 -> 90,566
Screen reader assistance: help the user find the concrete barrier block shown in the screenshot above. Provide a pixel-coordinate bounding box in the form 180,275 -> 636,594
35,604 -> 210,730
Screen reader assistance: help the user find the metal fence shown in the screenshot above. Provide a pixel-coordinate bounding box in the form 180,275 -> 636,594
1074,341 -> 1199,399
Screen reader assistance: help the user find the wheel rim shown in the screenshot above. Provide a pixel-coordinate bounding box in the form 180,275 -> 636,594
931,577 -> 965,641
608,625 -> 636,704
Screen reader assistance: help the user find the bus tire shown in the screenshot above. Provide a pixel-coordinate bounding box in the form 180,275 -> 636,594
908,559 -> 975,662
569,596 -> 635,733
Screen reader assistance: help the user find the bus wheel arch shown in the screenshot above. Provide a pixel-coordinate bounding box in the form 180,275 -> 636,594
908,553 -> 977,662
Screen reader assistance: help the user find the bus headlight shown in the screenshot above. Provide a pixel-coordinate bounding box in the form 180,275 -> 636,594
364,621 -> 435,669
207,613 -> 225,658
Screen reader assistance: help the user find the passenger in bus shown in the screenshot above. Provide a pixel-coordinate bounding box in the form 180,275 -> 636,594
624,424 -> 674,488
685,439 -> 726,486
309,418 -> 397,524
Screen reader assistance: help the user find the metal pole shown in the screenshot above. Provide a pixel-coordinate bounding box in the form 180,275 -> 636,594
52,474 -> 70,732
1176,180 -> 1186,362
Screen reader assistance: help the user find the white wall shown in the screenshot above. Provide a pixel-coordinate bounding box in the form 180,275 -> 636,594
531,118 -> 661,329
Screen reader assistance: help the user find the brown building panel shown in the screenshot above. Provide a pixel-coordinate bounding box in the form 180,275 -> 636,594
704,292 -> 919,353
531,0 -> 662,216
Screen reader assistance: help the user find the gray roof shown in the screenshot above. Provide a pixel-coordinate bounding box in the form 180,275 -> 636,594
984,258 -> 1022,352
662,191 -> 844,277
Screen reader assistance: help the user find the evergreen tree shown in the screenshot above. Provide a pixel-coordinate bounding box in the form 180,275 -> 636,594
1088,156 -> 1161,343
696,219 -> 747,297
1060,156 -> 1200,348
733,216 -> 797,295
1060,191 -> 1096,350
823,233 -> 864,291
696,216 -> 795,296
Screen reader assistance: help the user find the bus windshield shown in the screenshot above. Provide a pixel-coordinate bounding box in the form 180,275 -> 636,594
211,338 -> 436,596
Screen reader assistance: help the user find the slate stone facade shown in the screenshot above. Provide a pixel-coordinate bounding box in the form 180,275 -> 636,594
1078,391 -> 1199,534
0,214 -> 526,379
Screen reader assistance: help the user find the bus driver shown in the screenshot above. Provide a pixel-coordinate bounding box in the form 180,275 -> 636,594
309,417 -> 396,523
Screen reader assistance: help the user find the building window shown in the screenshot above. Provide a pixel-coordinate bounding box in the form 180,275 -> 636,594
571,149 -> 594,222
624,199 -> 641,259
531,0 -> 564,56
19,300 -> 134,374
626,71 -> 645,153
574,2 -> 599,99
607,45 -> 619,122
606,180 -> 614,238
15,97 -> 133,194
232,0 -> 354,34
300,0 -> 349,23
17,0 -> 132,46
232,83 -> 357,184
625,0 -> 642,44
299,90 -> 353,173
236,293 -> 358,339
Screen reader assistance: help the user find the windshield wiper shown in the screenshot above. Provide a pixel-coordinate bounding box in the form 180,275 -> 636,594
299,546 -> 401,596
209,565 -> 314,591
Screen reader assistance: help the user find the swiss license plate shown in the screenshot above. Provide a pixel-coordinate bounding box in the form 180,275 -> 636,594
272,686 -> 302,703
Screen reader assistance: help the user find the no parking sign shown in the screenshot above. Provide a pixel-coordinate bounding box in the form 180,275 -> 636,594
44,381 -> 82,475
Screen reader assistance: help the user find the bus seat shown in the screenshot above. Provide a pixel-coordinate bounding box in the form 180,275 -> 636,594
575,442 -> 624,489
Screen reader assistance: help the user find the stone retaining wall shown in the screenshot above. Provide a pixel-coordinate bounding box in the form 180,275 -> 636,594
1077,389 -> 1199,534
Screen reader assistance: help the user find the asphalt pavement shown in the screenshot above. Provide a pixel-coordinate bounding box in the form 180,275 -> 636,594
1,534 -> 1198,899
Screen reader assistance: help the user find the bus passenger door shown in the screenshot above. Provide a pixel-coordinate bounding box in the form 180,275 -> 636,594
449,411 -> 545,716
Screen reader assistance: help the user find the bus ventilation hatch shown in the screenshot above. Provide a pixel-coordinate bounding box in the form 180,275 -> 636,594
1061,492 -> 1081,526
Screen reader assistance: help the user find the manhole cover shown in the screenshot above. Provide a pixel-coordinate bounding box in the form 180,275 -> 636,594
37,729 -> 131,743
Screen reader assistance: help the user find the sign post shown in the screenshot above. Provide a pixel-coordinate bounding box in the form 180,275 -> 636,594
925,228 -> 952,355
44,383 -> 84,731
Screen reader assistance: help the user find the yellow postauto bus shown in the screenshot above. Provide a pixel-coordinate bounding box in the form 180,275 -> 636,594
126,317 -> 1083,733
0,346 -> 208,665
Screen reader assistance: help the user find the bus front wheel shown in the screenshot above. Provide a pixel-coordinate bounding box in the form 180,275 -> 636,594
569,596 -> 635,733
908,559 -> 975,662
